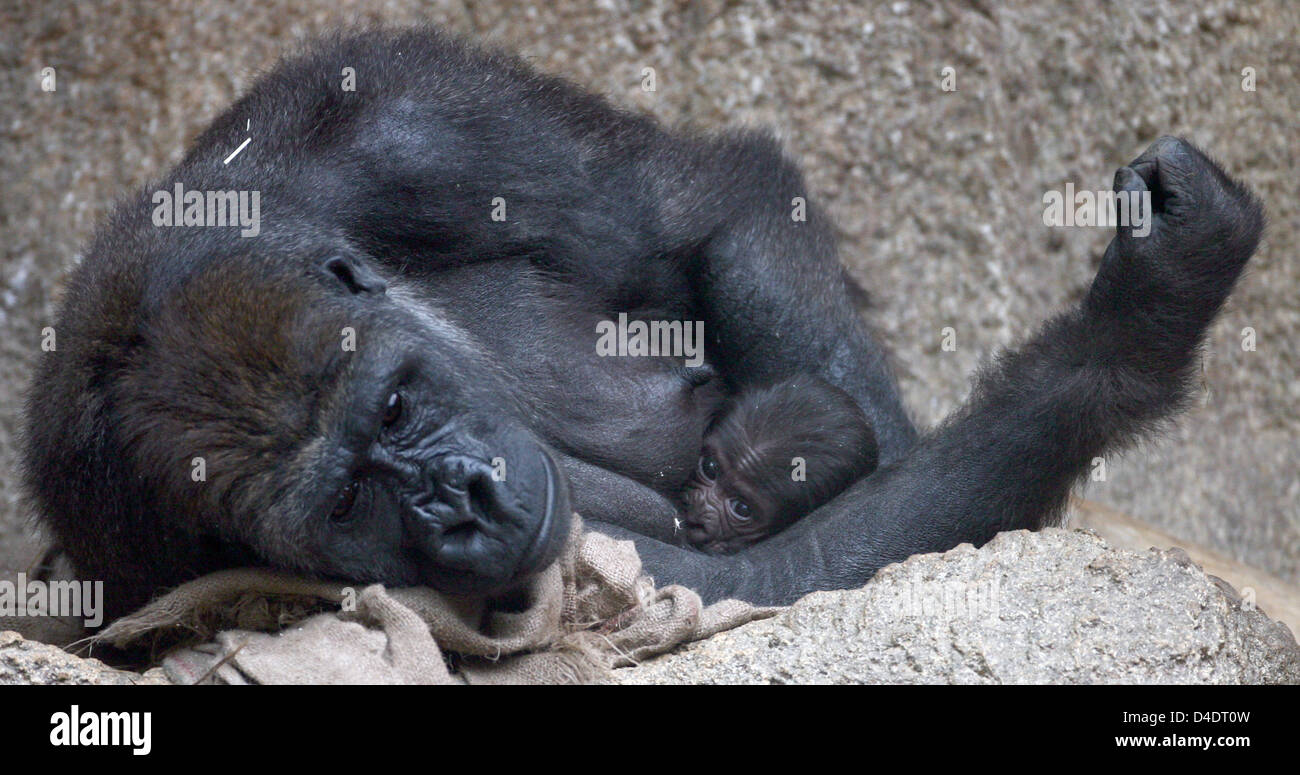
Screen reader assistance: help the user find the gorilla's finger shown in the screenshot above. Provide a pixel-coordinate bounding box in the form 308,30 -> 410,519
1111,165 -> 1153,243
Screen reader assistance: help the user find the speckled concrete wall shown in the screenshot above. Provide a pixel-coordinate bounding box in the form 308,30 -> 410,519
1,1 -> 1295,602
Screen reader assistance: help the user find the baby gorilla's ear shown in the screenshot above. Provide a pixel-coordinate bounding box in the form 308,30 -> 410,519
321,253 -> 387,296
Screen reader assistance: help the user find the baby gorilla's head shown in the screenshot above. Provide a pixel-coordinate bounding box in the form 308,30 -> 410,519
682,376 -> 878,554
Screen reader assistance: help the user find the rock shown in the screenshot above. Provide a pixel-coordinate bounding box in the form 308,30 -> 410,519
5,529 -> 1295,684
0,631 -> 166,685
618,529 -> 1300,684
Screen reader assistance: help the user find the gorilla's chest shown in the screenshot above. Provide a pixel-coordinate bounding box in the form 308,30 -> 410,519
540,341 -> 724,494
431,262 -> 724,495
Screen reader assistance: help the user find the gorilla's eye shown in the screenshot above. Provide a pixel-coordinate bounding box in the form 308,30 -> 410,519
728,498 -> 751,521
382,391 -> 403,427
699,455 -> 720,482
331,481 -> 359,523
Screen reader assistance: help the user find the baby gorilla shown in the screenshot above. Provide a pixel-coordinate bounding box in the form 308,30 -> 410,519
682,376 -> 878,554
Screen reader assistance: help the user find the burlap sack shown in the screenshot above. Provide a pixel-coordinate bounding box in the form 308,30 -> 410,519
94,517 -> 777,684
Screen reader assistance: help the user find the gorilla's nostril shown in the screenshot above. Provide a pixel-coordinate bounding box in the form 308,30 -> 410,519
442,520 -> 477,541
430,458 -> 504,528
433,455 -> 483,504
442,460 -> 470,490
466,475 -> 495,511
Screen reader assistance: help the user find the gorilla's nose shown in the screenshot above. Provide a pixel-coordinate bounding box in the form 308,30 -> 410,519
430,454 -> 492,524
440,457 -> 471,491
411,439 -> 571,597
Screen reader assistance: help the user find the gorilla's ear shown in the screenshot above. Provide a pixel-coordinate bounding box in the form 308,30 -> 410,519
322,253 -> 387,296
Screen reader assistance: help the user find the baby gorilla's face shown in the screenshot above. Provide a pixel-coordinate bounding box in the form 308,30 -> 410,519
681,447 -> 776,554
680,375 -> 880,555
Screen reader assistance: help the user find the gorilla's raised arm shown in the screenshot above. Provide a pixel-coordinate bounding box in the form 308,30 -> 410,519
616,137 -> 1262,604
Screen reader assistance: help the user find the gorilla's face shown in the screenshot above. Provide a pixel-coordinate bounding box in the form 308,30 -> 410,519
120,252 -> 571,598
293,322 -> 571,596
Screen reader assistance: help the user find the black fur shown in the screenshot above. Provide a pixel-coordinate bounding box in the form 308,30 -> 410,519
21,28 -> 1264,619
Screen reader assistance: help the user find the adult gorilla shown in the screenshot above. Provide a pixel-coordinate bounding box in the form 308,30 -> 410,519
22,29 -> 1263,622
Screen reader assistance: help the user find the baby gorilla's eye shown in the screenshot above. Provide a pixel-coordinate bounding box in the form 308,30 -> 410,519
382,391 -> 403,427
728,498 -> 751,521
331,481 -> 359,523
698,455 -> 720,481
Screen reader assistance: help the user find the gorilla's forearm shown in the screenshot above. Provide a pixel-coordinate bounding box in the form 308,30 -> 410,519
558,455 -> 681,544
623,309 -> 1222,605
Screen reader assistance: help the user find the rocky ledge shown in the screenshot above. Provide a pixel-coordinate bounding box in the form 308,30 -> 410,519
3,529 -> 1296,684
618,529 -> 1300,684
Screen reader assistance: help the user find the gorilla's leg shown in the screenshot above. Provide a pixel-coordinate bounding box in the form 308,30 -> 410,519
628,137 -> 1263,604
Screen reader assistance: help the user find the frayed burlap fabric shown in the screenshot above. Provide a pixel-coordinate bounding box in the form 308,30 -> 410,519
94,517 -> 776,684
